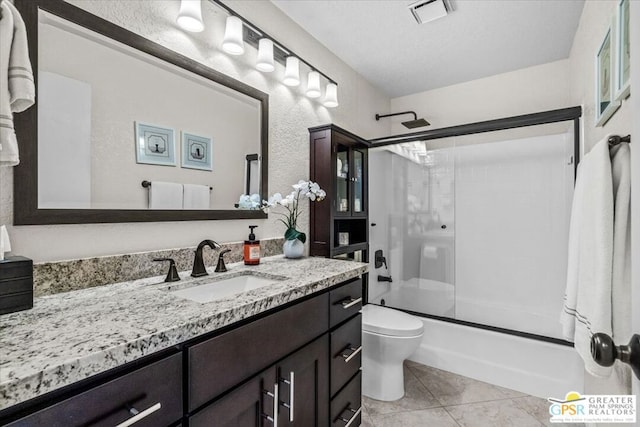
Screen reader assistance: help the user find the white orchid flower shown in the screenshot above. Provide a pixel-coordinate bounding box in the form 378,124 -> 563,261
267,193 -> 283,206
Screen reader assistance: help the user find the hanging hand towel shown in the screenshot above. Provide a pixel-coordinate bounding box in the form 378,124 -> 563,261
0,0 -> 36,167
183,184 -> 210,210
560,137 -> 614,377
610,142 -> 632,392
149,182 -> 183,210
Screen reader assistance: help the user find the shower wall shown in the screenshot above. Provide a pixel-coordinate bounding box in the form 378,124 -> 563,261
369,128 -> 574,340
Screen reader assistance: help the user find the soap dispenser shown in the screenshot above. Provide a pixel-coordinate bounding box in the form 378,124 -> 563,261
244,225 -> 260,265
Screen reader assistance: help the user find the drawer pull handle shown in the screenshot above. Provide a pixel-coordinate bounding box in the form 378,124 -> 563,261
340,345 -> 362,363
336,406 -> 362,427
280,371 -> 295,422
340,297 -> 362,309
262,384 -> 279,426
115,402 -> 161,427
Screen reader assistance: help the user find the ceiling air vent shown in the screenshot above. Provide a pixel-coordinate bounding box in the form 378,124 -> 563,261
408,0 -> 452,24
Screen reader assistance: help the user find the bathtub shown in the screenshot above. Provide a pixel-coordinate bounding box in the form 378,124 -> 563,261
373,281 -> 584,399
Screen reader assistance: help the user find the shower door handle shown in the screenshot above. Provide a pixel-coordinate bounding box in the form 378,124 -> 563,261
590,333 -> 640,380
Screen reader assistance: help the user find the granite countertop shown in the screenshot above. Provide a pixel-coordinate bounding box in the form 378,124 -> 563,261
0,256 -> 368,410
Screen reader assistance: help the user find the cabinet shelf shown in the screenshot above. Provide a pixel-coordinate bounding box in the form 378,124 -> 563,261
331,242 -> 368,256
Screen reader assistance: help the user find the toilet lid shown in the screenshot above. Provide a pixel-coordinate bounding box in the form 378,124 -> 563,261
362,304 -> 424,337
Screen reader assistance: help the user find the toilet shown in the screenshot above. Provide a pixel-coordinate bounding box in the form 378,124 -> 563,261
361,304 -> 424,401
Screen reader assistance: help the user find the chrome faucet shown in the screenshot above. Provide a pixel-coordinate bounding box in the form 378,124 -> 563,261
191,239 -> 221,277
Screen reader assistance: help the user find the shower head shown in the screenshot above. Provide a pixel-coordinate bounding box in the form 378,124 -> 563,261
375,111 -> 430,129
402,118 -> 431,129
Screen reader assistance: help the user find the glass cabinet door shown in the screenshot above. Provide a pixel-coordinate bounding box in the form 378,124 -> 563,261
353,149 -> 365,214
336,145 -> 350,214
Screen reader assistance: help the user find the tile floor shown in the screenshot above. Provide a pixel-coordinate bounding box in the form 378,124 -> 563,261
361,361 -> 583,427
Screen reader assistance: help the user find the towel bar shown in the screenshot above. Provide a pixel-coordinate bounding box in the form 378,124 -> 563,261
141,180 -> 212,190
607,135 -> 631,146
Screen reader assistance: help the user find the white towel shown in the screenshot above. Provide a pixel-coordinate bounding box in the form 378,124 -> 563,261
560,138 -> 614,377
0,224 -> 11,261
149,181 -> 183,210
183,184 -> 210,210
610,142 -> 632,392
0,0 -> 36,167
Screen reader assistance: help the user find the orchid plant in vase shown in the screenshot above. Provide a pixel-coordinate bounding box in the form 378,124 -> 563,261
263,180 -> 326,258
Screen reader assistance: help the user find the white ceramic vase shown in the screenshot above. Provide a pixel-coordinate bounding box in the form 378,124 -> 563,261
283,239 -> 304,259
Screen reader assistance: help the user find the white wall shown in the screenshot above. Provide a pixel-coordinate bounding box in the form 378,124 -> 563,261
0,0 -> 390,262
390,59 -> 571,135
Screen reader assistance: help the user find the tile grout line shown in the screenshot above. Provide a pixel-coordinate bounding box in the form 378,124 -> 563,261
441,405 -> 465,427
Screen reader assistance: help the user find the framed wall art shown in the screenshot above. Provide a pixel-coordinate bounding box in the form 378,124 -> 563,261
595,20 -> 620,127
135,122 -> 176,166
615,0 -> 631,101
181,132 -> 213,171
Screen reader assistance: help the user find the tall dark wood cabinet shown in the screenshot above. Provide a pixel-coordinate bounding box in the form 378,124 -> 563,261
309,124 -> 369,260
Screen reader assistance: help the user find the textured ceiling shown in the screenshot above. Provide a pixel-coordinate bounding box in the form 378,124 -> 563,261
271,0 -> 585,98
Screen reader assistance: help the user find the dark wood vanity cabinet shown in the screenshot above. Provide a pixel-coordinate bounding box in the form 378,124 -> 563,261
5,353 -> 183,427
309,125 -> 370,259
1,277 -> 364,427
191,336 -> 329,427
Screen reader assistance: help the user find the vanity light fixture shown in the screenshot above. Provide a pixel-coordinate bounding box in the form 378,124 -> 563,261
256,38 -> 275,72
222,16 -> 244,55
323,83 -> 339,108
176,0 -> 205,32
197,0 -> 339,106
283,56 -> 300,87
306,70 -> 321,98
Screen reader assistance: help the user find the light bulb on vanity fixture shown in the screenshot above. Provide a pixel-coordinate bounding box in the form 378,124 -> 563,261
283,56 -> 300,86
306,71 -> 321,98
323,82 -> 339,108
222,16 -> 244,55
256,38 -> 275,72
176,0 -> 204,32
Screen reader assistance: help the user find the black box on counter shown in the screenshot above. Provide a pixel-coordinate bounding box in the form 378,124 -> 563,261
0,256 -> 33,315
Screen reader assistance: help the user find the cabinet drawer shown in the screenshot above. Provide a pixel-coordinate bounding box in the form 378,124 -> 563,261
330,314 -> 361,397
330,371 -> 362,427
329,278 -> 362,327
8,353 -> 182,427
187,293 -> 329,411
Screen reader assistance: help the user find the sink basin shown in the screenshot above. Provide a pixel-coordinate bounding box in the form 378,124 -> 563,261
168,273 -> 283,303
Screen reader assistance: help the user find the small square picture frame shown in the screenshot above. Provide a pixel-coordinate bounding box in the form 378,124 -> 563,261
595,18 -> 620,127
135,122 -> 176,166
615,0 -> 631,101
181,132 -> 213,171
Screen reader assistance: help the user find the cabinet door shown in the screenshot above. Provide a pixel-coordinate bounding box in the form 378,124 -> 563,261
189,367 -> 278,427
351,148 -> 367,216
334,144 -> 351,216
277,335 -> 329,427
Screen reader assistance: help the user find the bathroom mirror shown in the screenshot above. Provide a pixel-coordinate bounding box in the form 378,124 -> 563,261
13,0 -> 268,224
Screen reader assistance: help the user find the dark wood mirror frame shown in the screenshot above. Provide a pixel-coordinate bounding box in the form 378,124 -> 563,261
13,0 -> 268,225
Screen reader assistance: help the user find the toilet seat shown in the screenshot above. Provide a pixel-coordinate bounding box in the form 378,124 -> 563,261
362,304 -> 424,337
